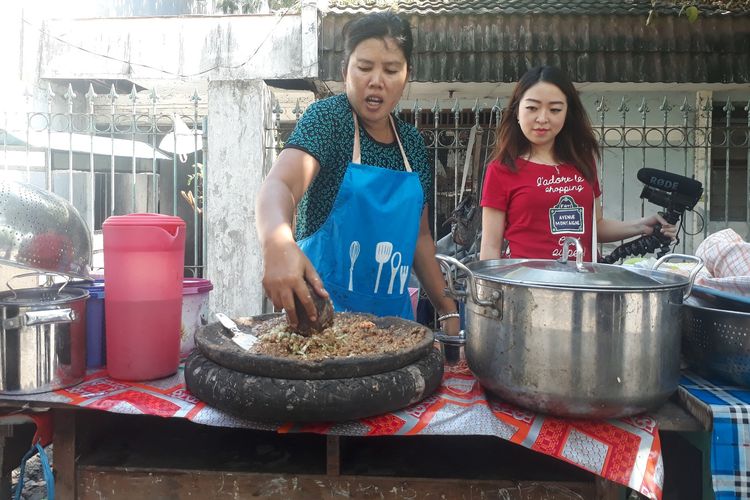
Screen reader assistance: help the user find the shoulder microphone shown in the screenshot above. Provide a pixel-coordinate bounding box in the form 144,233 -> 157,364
636,168 -> 703,197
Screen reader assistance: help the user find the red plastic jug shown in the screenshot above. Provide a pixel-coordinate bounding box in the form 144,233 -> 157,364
102,213 -> 186,381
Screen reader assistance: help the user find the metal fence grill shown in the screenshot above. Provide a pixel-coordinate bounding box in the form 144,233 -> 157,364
1,84 -> 208,277
269,95 -> 750,258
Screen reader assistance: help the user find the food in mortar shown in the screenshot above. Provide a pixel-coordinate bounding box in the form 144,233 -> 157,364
243,312 -> 426,360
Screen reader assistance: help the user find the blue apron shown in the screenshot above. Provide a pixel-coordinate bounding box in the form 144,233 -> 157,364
298,113 -> 423,319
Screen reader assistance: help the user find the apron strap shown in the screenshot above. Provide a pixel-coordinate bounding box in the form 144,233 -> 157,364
352,113 -> 412,172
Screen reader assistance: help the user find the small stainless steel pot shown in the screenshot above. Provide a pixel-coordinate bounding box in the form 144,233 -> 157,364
436,237 -> 702,419
0,276 -> 88,394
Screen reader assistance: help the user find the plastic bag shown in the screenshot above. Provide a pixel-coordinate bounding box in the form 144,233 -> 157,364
445,193 -> 482,248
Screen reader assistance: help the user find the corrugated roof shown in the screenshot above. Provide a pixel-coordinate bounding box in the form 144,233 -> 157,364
324,0 -> 750,16
319,12 -> 750,83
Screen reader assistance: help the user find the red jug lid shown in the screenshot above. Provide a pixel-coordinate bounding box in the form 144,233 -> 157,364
102,213 -> 185,228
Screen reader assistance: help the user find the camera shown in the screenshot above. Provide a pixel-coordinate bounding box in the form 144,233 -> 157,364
601,168 -> 703,264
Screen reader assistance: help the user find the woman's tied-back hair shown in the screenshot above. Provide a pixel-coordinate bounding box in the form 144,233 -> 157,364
491,65 -> 599,183
341,12 -> 414,72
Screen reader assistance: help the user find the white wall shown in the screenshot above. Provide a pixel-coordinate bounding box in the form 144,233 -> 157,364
206,79 -> 274,317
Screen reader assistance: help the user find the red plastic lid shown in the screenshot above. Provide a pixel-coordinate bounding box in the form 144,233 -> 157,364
183,278 -> 213,295
103,213 -> 185,228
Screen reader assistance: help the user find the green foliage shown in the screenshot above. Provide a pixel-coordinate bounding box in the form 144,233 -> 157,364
685,5 -> 700,21
647,0 -> 750,25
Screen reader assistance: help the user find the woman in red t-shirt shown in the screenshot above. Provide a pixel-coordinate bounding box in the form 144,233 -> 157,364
480,66 -> 676,262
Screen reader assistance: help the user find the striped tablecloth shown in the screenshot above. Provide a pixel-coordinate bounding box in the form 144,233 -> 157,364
679,372 -> 750,500
0,359 -> 664,498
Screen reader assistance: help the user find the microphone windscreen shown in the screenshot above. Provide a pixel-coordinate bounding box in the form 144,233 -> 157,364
637,168 -> 703,197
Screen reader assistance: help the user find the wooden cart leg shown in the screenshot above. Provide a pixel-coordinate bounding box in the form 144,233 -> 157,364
326,435 -> 340,476
53,409 -> 77,500
595,476 -> 626,499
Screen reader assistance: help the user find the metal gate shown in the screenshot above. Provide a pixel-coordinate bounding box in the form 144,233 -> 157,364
1,83 -> 207,277
270,94 -> 750,257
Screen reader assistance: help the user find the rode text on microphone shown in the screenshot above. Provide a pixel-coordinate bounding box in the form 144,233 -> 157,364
601,168 -> 703,264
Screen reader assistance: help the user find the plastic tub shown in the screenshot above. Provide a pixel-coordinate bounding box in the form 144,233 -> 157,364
103,213 -> 186,381
74,280 -> 106,368
181,278 -> 213,357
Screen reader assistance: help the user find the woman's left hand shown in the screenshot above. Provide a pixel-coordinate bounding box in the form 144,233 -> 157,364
640,213 -> 678,240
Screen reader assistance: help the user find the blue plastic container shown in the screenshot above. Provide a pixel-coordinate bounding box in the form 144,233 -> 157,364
75,280 -> 106,368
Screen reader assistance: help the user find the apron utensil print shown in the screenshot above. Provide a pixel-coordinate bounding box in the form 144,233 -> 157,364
348,240 -> 360,291
398,265 -> 410,294
387,251 -> 402,295
374,241 -> 394,293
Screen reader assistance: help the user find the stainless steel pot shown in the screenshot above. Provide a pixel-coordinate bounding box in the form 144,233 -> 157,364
0,276 -> 88,394
436,237 -> 702,419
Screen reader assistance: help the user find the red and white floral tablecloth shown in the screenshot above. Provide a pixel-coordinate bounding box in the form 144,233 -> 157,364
0,360 -> 664,499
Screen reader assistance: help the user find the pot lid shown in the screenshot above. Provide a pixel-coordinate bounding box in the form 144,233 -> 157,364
468,259 -> 689,290
0,286 -> 89,306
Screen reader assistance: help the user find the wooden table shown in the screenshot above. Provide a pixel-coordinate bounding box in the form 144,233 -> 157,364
0,396 -> 705,500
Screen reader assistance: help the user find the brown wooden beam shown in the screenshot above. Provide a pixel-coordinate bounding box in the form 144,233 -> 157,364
78,467 -> 598,499
53,409 -> 78,500
595,476 -> 626,500
326,435 -> 340,476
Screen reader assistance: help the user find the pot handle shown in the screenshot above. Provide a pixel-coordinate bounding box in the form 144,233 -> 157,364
6,272 -> 72,298
435,254 -> 501,309
652,254 -> 704,301
3,308 -> 76,329
558,237 -> 585,272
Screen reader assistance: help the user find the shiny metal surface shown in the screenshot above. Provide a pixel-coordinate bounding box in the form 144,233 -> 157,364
0,179 -> 92,279
464,283 -> 683,418
682,296 -> 750,387
436,252 -> 692,418
466,257 -> 693,290
0,286 -> 88,394
214,312 -> 258,350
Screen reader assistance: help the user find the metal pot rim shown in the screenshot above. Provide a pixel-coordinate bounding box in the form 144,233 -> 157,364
465,258 -> 692,291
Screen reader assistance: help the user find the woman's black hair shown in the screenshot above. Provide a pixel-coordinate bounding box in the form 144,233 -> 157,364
341,12 -> 414,71
491,65 -> 599,182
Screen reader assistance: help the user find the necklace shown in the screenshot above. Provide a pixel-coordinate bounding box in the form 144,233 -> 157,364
521,154 -> 561,174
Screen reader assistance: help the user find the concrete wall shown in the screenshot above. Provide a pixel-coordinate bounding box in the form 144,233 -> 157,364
206,79 -> 274,316
38,14 -> 317,81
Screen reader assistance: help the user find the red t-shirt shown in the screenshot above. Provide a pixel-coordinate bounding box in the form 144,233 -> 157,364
480,158 -> 602,261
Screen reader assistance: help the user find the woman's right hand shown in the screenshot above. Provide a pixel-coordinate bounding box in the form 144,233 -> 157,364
261,239 -> 329,329
256,148 -> 324,328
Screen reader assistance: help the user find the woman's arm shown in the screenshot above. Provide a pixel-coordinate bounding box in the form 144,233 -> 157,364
412,210 -> 461,335
594,197 -> 678,243
479,207 -> 506,260
255,148 -> 328,327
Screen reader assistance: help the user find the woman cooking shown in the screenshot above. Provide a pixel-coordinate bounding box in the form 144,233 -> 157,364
255,12 -> 460,335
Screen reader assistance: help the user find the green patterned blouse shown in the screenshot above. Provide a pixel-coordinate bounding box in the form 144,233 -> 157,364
284,93 -> 433,241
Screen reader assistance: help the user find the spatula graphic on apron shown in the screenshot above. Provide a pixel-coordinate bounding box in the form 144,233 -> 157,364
374,241 -> 393,293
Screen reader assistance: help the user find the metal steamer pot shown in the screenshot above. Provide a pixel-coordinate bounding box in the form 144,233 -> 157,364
0,275 -> 88,394
436,237 -> 702,419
